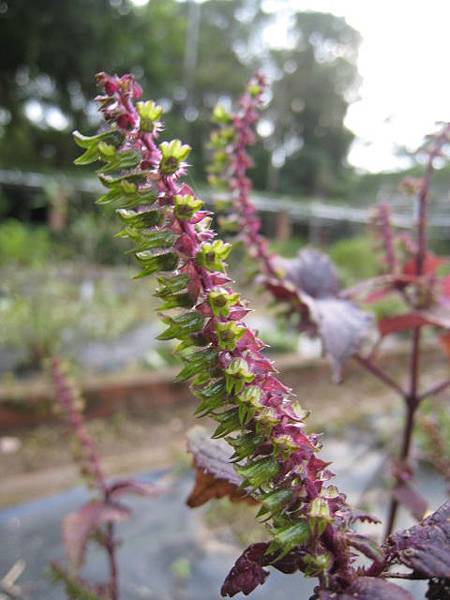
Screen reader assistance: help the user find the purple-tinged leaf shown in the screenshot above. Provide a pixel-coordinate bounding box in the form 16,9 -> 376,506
107,479 -> 160,499
187,426 -> 241,486
221,543 -> 270,597
316,577 -> 414,599
347,533 -> 385,565
279,249 -> 339,299
303,296 -> 373,381
186,426 -> 256,507
268,249 -> 372,379
387,501 -> 450,578
63,500 -> 130,569
392,481 -> 427,521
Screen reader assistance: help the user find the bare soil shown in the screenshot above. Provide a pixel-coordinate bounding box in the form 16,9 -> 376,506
1,349 -> 448,507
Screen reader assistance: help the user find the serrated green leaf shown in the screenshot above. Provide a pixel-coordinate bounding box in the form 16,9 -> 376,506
262,489 -> 293,513
74,144 -> 101,166
118,229 -> 175,254
238,403 -> 254,426
97,189 -> 155,209
155,274 -> 190,298
100,149 -> 141,173
73,128 -> 120,149
98,172 -> 146,188
212,408 -> 240,438
157,311 -> 205,341
159,292 -> 194,311
194,380 -> 226,399
228,432 -> 265,462
194,393 -> 225,417
96,187 -> 124,205
271,521 -> 310,554
193,380 -> 226,415
237,456 -> 279,489
133,252 -> 178,279
176,348 -> 217,381
118,208 -> 162,228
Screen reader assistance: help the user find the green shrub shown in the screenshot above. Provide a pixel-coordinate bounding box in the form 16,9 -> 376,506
329,236 -> 378,286
66,213 -> 129,265
270,235 -> 304,258
0,219 -> 52,266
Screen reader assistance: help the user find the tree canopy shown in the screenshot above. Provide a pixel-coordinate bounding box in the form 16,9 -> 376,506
0,0 -> 360,197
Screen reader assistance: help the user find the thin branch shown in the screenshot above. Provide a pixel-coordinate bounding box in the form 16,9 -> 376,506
354,354 -> 406,398
384,327 -> 422,539
418,377 -> 450,401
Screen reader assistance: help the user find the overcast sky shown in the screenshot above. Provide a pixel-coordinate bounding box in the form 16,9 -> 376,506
266,0 -> 450,172
133,0 -> 450,173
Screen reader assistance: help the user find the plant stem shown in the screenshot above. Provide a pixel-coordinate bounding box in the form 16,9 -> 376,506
418,377 -> 450,401
383,128 -> 443,538
105,521 -> 118,600
354,354 -> 406,398
384,315 -> 423,538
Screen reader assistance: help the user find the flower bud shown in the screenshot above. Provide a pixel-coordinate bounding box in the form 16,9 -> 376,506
225,357 -> 254,392
174,194 -> 203,221
217,322 -> 247,352
196,240 -> 232,272
208,288 -> 240,317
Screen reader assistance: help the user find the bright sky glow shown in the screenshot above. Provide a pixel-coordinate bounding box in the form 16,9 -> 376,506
133,0 -> 450,172
267,0 -> 450,172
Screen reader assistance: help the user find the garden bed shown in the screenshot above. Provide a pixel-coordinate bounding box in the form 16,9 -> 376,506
1,346 -> 448,507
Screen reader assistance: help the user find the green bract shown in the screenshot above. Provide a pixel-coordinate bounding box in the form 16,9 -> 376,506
173,194 -> 203,221
159,139 -> 191,175
195,240 -> 232,272
137,100 -> 163,132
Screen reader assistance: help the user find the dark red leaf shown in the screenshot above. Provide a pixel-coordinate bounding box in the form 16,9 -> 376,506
387,501 -> 450,578
347,533 -> 384,565
221,543 -> 270,597
378,313 -> 429,336
186,426 -> 256,508
403,252 -> 444,276
317,577 -> 414,599
63,500 -> 130,569
439,332 -> 450,360
378,309 -> 450,337
343,274 -> 415,303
